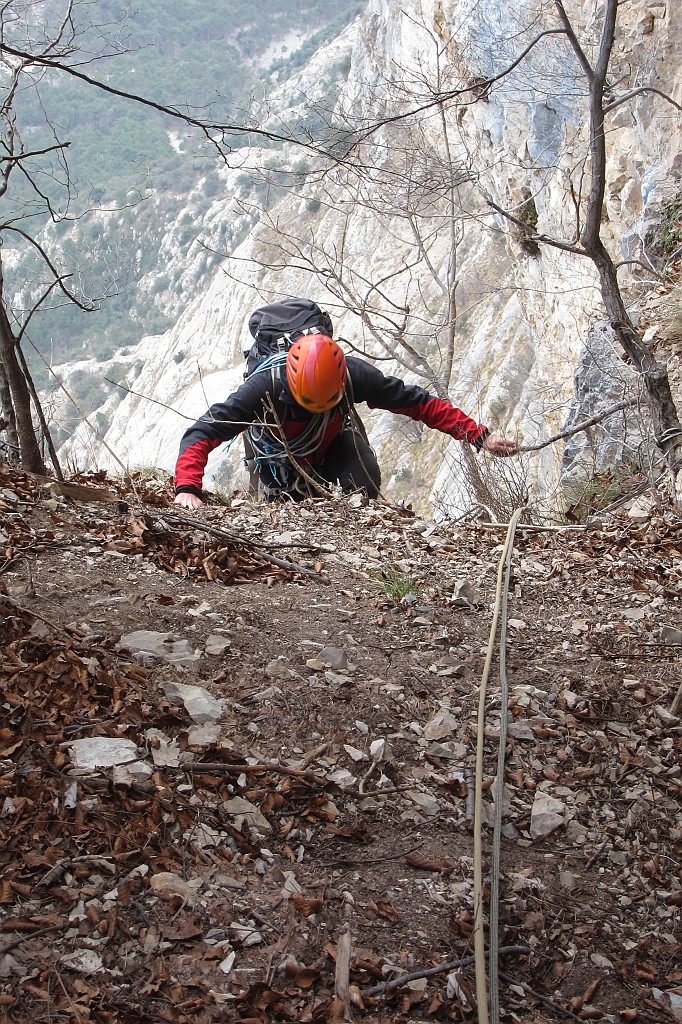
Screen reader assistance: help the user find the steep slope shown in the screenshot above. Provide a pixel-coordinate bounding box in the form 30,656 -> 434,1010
61,0 -> 682,515
1,466 -> 680,1021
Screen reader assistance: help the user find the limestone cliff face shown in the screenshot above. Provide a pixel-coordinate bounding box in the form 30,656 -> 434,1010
64,0 -> 681,515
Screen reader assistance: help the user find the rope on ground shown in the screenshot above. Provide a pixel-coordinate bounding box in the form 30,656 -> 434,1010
472,506 -> 526,1024
489,506 -> 525,1023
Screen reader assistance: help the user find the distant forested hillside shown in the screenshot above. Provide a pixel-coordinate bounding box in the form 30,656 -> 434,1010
1,0 -> 364,400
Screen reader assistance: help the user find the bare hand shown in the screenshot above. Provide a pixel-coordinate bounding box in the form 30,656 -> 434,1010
174,491 -> 204,509
483,434 -> 517,457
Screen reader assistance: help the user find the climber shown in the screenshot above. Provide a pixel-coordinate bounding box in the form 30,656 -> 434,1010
173,333 -> 516,508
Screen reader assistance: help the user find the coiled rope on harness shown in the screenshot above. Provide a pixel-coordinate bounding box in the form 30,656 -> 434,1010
245,353 -> 334,490
472,506 -> 526,1024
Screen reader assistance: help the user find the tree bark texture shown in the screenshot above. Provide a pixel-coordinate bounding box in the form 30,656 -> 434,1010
0,252 -> 46,473
0,357 -> 19,459
557,0 -> 681,467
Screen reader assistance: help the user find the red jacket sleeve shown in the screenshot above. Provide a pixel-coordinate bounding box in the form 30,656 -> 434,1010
346,358 -> 489,448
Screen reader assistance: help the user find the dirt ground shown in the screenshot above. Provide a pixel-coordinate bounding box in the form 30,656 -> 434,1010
1,465 -> 680,1024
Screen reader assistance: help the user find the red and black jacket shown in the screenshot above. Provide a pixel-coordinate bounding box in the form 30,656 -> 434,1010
174,356 -> 489,497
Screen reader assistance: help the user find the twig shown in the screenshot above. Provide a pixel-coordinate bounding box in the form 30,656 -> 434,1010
321,840 -> 424,869
160,510 -> 320,552
332,926 -> 353,1022
359,782 -> 417,797
363,945 -> 530,997
177,761 -> 328,785
498,972 -> 584,1022
358,757 -> 378,795
0,924 -> 64,956
671,678 -> 682,717
584,838 -> 610,870
160,511 -> 330,582
1,596 -> 79,638
296,739 -> 332,770
473,521 -> 587,532
464,767 -> 475,822
515,398 -> 639,454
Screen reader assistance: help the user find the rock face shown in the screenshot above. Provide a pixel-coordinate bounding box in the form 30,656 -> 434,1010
64,0 -> 682,515
561,324 -> 651,491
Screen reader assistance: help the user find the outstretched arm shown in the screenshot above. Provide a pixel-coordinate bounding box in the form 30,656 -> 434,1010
347,358 -> 516,454
173,375 -> 270,504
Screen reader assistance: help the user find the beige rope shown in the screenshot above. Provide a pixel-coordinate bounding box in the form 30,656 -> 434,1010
472,506 -> 526,1023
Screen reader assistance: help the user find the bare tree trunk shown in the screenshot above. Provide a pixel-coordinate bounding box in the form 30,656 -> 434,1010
555,0 -> 681,469
0,357 -> 19,460
591,241 -> 681,462
0,311 -> 46,478
15,341 -> 63,479
0,248 -> 46,473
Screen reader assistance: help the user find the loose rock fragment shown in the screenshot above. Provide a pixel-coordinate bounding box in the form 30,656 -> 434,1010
529,792 -> 566,839
117,629 -> 199,667
163,681 -> 224,723
205,634 -> 231,655
69,737 -> 139,769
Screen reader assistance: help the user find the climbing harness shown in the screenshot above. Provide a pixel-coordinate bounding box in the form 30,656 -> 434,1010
245,353 -> 334,495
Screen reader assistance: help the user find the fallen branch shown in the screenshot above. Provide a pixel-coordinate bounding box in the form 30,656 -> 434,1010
331,926 -> 353,1022
296,739 -> 333,770
473,521 -> 588,532
321,841 -> 424,869
515,398 -> 639,454
177,761 -> 329,785
0,924 -> 64,956
363,945 -> 530,997
498,971 -> 584,1022
672,678 -> 682,717
160,511 -> 330,582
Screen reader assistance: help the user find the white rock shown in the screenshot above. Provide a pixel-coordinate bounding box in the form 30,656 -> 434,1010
653,988 -> 682,1022
423,711 -> 458,741
508,721 -> 535,741
219,950 -> 236,974
112,761 -> 154,786
654,704 -> 679,727
281,871 -> 303,898
529,792 -> 566,839
223,797 -> 272,833
318,646 -> 348,670
69,737 -> 139,769
150,871 -> 202,905
187,722 -> 222,747
369,738 -> 386,760
117,630 -> 199,667
184,823 -> 225,850
451,580 -> 479,606
627,496 -> 656,521
205,634 -> 231,656
145,728 -> 182,767
327,768 -> 357,788
229,922 -> 263,947
407,790 -> 440,815
163,681 -> 224,723
343,744 -> 367,762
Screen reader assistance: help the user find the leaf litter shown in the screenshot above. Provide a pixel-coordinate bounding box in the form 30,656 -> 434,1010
0,464 -> 680,1023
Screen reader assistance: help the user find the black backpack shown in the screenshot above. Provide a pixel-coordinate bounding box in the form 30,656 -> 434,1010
243,298 -> 334,377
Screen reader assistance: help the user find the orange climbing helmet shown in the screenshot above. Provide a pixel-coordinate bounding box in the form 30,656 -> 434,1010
286,334 -> 347,413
